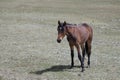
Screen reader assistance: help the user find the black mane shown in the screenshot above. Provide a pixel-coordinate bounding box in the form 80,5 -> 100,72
66,23 -> 77,26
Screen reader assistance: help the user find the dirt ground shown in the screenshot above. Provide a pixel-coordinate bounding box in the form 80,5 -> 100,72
0,0 -> 120,80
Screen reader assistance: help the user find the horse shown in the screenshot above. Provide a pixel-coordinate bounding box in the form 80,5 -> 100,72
57,20 -> 93,72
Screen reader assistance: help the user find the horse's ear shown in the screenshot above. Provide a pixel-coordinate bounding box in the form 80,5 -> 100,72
58,20 -> 61,25
63,21 -> 66,26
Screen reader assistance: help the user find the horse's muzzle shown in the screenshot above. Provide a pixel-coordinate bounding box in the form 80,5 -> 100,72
57,39 -> 61,43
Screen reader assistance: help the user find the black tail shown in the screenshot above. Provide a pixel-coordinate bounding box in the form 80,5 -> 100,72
85,42 -> 88,55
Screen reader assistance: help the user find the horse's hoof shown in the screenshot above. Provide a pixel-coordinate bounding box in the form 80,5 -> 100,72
86,66 -> 88,68
81,69 -> 85,72
86,65 -> 90,68
70,66 -> 73,69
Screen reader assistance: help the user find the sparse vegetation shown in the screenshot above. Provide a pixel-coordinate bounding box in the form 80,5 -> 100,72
0,0 -> 120,80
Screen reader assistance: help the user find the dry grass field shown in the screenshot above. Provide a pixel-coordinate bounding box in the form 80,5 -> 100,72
0,0 -> 120,80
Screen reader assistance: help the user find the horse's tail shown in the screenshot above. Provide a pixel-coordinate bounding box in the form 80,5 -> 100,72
85,42 -> 88,55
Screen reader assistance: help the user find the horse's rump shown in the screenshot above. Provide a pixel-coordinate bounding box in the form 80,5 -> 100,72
81,23 -> 89,27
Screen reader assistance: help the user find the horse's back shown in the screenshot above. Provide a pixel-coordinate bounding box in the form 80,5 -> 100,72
67,23 -> 93,43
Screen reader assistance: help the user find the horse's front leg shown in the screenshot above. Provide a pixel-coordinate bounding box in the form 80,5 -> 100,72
69,42 -> 74,68
75,43 -> 85,72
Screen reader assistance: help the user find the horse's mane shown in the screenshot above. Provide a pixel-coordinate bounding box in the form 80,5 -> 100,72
62,22 -> 89,27
66,23 -> 77,26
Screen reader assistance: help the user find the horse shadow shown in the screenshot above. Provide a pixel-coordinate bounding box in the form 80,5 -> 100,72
30,65 -> 80,75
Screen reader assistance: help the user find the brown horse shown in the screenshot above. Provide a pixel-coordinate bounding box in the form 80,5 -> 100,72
57,20 -> 93,72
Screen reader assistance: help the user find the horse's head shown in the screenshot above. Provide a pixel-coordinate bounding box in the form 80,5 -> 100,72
57,20 -> 67,43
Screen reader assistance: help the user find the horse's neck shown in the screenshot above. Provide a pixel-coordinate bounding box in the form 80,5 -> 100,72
66,27 -> 77,41
66,26 -> 75,37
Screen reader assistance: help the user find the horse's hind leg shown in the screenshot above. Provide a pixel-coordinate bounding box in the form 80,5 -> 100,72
85,41 -> 92,68
81,44 -> 86,70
